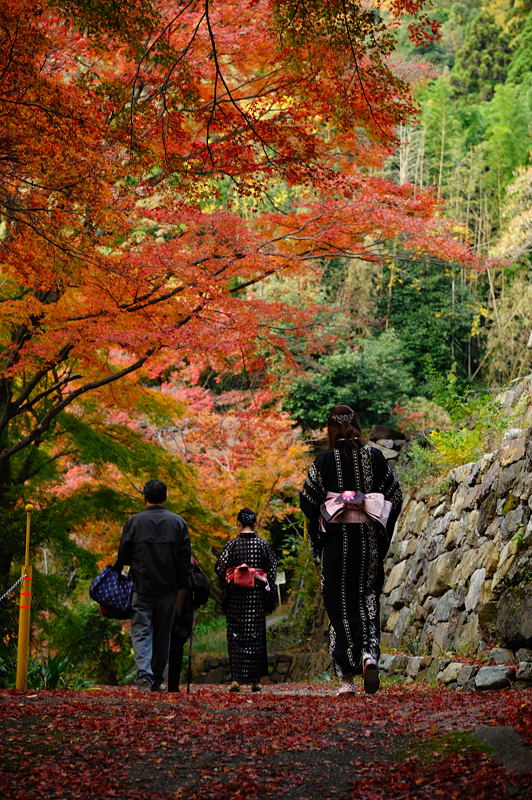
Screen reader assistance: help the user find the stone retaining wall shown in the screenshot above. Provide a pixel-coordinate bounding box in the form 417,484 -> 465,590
195,652 -> 331,685
194,649 -> 532,690
381,418 -> 531,659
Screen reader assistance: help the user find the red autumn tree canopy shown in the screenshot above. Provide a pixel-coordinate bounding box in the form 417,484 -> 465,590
0,0 -> 474,509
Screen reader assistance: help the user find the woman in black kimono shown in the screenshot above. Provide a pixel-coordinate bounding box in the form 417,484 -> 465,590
215,508 -> 277,693
300,406 -> 402,695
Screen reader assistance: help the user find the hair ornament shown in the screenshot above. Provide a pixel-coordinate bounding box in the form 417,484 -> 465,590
331,413 -> 355,425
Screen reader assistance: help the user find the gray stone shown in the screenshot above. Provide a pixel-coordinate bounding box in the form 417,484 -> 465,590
425,533 -> 446,560
378,653 -> 396,673
498,505 -> 525,539
457,664 -> 477,686
433,591 -> 460,622
405,656 -> 424,678
451,462 -> 476,485
439,662 -> 463,684
465,568 -> 486,612
475,665 -> 513,690
488,647 -> 516,665
502,428 -> 527,441
472,725 -> 532,773
499,438 -> 526,466
426,552 -> 455,597
496,582 -> 532,648
376,438 -> 395,449
516,661 -> 532,681
516,648 -> 532,662
388,587 -> 406,609
384,559 -> 409,593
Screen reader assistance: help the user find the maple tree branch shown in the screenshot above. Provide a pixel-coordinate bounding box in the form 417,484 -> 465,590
0,350 -> 156,462
17,448 -> 78,484
129,1 -> 198,144
13,372 -> 81,420
339,0 -> 387,139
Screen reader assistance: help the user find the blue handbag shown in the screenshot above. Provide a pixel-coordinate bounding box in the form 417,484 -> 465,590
89,566 -> 133,619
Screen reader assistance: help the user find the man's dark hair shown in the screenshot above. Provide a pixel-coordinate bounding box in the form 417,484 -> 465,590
143,479 -> 167,504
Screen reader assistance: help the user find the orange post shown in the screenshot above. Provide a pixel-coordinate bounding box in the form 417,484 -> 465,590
16,504 -> 34,690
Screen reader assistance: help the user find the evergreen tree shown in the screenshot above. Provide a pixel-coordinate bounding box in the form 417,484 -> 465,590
451,11 -> 513,99
507,10 -> 532,84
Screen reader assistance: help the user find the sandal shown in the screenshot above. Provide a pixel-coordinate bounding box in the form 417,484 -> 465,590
363,657 -> 379,694
229,681 -> 240,693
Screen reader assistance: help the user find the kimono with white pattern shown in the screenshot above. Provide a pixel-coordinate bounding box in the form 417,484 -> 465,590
215,532 -> 277,683
300,442 -> 402,677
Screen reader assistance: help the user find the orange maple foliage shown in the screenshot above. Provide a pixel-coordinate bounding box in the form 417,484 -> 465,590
1,0 -> 475,555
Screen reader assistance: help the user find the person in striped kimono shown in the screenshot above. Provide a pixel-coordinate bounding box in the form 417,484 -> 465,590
300,406 -> 402,695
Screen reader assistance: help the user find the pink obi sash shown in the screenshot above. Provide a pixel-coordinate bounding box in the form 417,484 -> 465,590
225,564 -> 270,591
319,491 -> 391,531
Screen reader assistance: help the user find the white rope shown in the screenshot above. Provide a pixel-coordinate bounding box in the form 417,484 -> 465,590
0,574 -> 27,604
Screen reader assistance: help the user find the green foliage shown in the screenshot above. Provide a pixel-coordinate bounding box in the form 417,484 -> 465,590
60,412 -> 189,484
396,438 -> 438,490
43,600 -> 134,685
428,391 -> 506,467
451,11 -> 512,100
507,11 -> 532,84
27,652 -> 78,690
284,329 -> 414,428
375,258 -> 478,389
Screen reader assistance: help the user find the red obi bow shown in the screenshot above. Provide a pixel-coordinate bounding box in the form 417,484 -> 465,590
225,564 -> 270,590
319,491 -> 391,531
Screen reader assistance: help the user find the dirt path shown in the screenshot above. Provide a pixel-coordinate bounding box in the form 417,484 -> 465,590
1,685 -> 530,799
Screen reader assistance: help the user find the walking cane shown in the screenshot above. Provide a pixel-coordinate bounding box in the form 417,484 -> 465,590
186,611 -> 195,693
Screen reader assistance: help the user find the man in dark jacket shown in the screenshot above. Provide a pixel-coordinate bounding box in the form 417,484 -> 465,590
114,479 -> 191,691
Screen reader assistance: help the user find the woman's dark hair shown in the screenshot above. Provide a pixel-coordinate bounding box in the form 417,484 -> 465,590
237,507 -> 257,528
327,405 -> 366,450
143,479 -> 167,504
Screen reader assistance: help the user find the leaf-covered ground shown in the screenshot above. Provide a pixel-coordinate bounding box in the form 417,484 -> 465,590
1,684 -> 530,799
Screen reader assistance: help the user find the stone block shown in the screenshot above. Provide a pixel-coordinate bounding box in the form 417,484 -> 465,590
405,656 -> 423,677
451,484 -> 477,515
456,615 -> 481,653
498,506 -> 525,541
388,587 -> 406,609
516,662 -> 532,681
425,534 -> 446,561
499,438 -> 526,467
389,655 -> 408,676
451,462 -> 476,485
384,610 -> 401,633
376,444 -> 398,459
433,590 -> 460,622
205,666 -> 230,683
378,653 -> 396,673
516,648 -> 532,662
431,623 -> 451,655
445,521 -> 463,549
477,542 -> 500,578
426,552 -> 455,597
465,568 -> 486,612
457,664 -> 477,686
475,665 -> 513,690
376,439 -> 395,449
491,540 -> 520,591
452,549 -> 484,587
488,647 -> 516,665
384,560 -> 409,593
496,583 -> 532,648
439,662 -> 463,684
